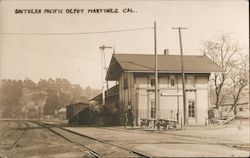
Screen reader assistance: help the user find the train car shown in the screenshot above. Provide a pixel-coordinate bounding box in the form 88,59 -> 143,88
68,107 -> 98,125
66,102 -> 89,120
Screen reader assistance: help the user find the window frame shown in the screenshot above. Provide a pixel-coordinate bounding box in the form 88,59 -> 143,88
150,78 -> 155,87
188,100 -> 195,118
124,78 -> 128,90
150,101 -> 156,118
170,75 -> 175,87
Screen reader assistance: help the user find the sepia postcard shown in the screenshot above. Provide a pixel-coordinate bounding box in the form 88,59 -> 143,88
0,0 -> 249,157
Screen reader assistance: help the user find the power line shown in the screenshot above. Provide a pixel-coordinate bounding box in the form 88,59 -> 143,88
0,40 -> 99,62
0,26 -> 153,35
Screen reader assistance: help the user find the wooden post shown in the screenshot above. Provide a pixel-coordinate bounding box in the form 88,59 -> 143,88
154,21 -> 159,119
181,118 -> 183,130
172,27 -> 187,126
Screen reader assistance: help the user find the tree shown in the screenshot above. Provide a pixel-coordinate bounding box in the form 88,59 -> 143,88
228,55 -> 248,115
37,79 -> 48,91
44,95 -> 60,115
0,77 -> 92,118
203,34 -> 241,108
0,79 -> 24,118
85,86 -> 92,99
23,78 -> 37,92
57,91 -> 71,107
55,78 -> 72,92
71,84 -> 83,98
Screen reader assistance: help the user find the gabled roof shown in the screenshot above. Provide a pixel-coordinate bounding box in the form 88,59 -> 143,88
106,54 -> 224,80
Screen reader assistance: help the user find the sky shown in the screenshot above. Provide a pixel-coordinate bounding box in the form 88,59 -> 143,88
0,0 -> 249,89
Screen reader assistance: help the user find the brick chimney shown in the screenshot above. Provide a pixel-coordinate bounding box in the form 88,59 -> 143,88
164,49 -> 169,55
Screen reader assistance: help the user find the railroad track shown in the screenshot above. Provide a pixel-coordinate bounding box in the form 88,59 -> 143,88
6,129 -> 26,155
59,127 -> 151,158
35,121 -> 151,157
0,120 -> 21,139
0,121 -> 30,157
48,127 -> 100,158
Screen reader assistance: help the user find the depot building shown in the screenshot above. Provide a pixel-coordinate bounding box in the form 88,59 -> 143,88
95,53 -> 223,126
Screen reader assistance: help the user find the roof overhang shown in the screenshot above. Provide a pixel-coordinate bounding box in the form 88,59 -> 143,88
105,54 -> 224,80
126,70 -> 221,73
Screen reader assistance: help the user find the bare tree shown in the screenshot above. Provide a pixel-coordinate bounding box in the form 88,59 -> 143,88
228,55 -> 248,115
203,34 -> 241,108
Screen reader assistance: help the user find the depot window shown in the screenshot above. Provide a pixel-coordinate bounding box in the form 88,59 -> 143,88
151,101 -> 156,118
188,101 -> 195,118
150,78 -> 155,87
170,75 -> 175,87
124,78 -> 128,89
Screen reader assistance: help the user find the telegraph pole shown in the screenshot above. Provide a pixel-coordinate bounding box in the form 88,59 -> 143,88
172,27 -> 187,126
99,45 -> 112,107
154,21 -> 159,119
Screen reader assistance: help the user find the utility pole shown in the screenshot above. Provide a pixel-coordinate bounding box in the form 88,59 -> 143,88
172,27 -> 187,126
99,45 -> 112,107
113,45 -> 116,54
154,21 -> 159,119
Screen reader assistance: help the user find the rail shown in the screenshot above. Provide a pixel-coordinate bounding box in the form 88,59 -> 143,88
0,120 -> 21,139
48,127 -> 100,158
36,121 -> 151,157
61,127 -> 151,158
3,121 -> 30,156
